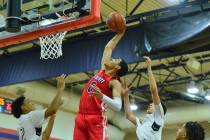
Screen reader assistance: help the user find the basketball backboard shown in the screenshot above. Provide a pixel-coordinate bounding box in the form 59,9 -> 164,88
0,0 -> 100,48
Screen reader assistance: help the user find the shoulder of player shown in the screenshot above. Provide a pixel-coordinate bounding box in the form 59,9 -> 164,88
20,111 -> 33,118
19,111 -> 36,121
28,110 -> 39,114
154,103 -> 164,113
26,109 -> 46,118
18,112 -> 32,123
109,79 -> 121,86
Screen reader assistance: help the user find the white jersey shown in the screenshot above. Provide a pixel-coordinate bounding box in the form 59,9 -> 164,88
136,103 -> 164,140
18,110 -> 45,140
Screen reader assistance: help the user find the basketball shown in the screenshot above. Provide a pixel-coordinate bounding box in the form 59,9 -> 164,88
106,12 -> 126,33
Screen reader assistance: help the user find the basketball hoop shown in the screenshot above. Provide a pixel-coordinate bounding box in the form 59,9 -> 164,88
39,16 -> 69,60
39,31 -> 67,59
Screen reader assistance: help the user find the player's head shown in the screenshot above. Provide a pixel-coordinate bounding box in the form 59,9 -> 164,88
11,96 -> 35,118
105,58 -> 128,77
176,122 -> 205,140
146,102 -> 167,115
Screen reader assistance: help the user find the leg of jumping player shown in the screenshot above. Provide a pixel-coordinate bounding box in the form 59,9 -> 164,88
86,114 -> 108,140
73,113 -> 88,140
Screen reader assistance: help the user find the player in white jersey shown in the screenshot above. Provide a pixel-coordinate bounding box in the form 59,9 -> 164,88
11,74 -> 66,140
122,56 -> 167,140
176,121 -> 205,140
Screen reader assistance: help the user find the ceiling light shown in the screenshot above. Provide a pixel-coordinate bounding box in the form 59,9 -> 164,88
130,104 -> 138,111
205,95 -> 210,101
130,98 -> 138,111
204,89 -> 210,101
187,81 -> 199,94
187,87 -> 199,94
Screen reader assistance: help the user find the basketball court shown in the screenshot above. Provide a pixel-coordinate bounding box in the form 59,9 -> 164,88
0,0 -> 210,140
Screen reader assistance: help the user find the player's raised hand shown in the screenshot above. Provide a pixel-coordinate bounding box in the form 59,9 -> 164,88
56,74 -> 66,90
143,56 -> 152,67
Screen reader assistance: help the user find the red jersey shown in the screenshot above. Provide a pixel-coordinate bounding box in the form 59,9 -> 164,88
79,70 -> 114,114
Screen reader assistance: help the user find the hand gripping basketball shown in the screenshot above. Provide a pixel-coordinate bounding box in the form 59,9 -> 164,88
106,12 -> 126,33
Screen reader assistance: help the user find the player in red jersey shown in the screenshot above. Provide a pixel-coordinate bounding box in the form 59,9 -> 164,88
73,30 -> 128,140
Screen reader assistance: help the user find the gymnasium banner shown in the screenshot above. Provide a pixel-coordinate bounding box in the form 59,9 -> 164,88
140,10 -> 210,50
0,5 -> 210,86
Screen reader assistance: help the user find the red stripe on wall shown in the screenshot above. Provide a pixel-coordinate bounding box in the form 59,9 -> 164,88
0,127 -> 61,140
0,127 -> 17,135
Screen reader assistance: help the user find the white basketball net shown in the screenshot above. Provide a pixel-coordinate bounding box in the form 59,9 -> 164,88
39,31 -> 67,59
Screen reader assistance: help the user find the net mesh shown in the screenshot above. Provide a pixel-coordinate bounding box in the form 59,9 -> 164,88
39,31 -> 67,59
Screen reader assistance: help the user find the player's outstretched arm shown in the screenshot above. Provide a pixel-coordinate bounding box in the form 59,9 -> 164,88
144,56 -> 160,105
91,79 -> 122,111
45,74 -> 65,118
121,79 -> 137,125
42,115 -> 56,140
101,31 -> 125,70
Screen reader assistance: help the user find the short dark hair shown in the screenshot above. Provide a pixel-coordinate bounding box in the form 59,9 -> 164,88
185,121 -> 205,140
11,96 -> 25,118
116,59 -> 128,77
161,102 -> 167,115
